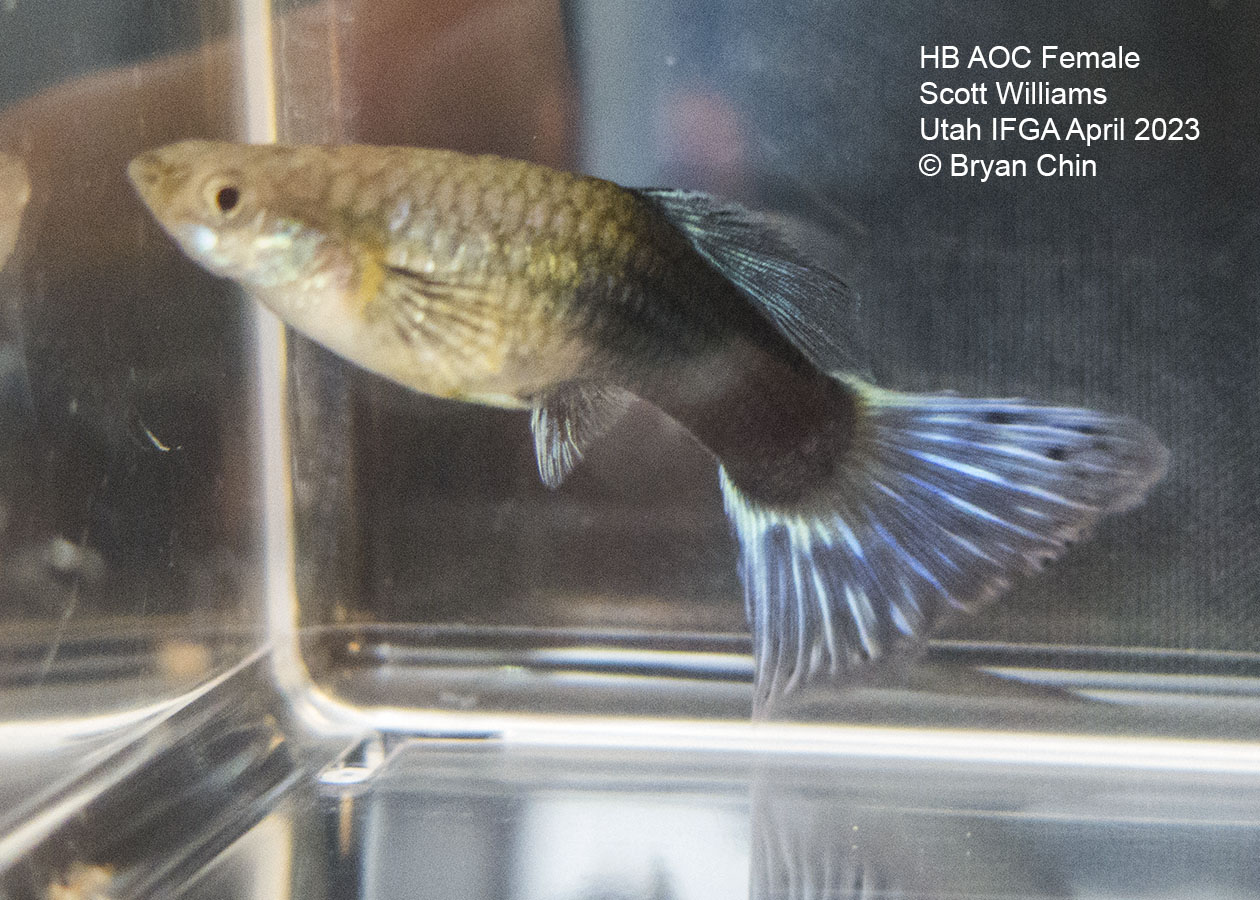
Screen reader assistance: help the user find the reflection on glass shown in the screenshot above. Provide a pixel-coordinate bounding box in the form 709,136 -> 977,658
0,0 -> 264,746
343,743 -> 1259,900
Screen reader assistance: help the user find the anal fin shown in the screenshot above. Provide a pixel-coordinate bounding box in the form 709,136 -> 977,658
530,383 -> 634,488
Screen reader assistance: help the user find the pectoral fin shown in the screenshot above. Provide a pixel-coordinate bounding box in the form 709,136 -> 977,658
373,261 -> 505,365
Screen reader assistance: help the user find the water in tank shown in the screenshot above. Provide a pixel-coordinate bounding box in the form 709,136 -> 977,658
0,0 -> 1258,898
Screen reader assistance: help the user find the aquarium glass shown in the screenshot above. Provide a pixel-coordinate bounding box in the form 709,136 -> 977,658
1,0 -> 1259,895
253,0 -> 1260,734
0,0 -> 269,851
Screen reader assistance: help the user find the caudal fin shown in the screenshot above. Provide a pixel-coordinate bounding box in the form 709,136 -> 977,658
721,377 -> 1169,716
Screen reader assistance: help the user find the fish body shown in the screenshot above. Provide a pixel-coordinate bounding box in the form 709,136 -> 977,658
131,144 -> 793,410
130,141 -> 1168,715
0,152 -> 30,271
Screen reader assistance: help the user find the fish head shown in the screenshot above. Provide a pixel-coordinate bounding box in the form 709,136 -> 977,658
128,140 -> 337,291
0,152 -> 31,271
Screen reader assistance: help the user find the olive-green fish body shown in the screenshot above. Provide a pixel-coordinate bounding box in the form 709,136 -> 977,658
130,141 -> 1168,716
131,141 -> 753,411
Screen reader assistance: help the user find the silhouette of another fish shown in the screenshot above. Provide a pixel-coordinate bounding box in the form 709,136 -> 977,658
129,140 -> 1169,715
0,152 -> 29,271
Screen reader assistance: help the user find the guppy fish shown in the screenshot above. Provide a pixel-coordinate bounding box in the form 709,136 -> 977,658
129,140 -> 1168,714
0,152 -> 30,271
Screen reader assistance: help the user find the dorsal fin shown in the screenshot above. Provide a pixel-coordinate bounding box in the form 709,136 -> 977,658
635,188 -> 861,372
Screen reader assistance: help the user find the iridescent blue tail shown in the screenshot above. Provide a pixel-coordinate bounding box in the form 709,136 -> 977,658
720,377 -> 1169,716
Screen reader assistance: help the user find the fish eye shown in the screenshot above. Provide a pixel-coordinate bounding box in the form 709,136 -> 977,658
215,185 -> 240,213
202,175 -> 246,219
